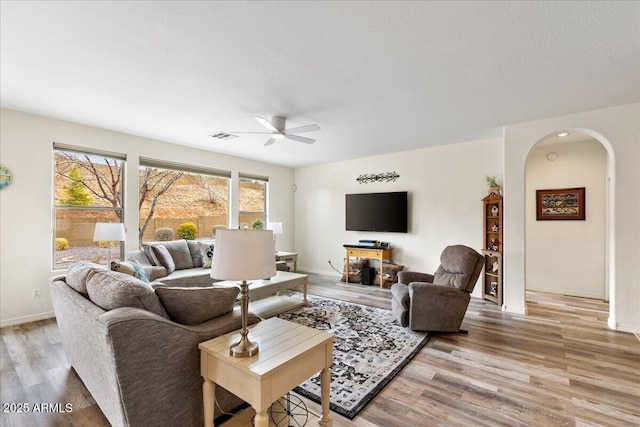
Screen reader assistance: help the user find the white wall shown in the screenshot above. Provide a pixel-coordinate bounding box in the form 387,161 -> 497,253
526,139 -> 607,298
294,137 -> 503,300
504,103 -> 640,332
0,108 -> 295,327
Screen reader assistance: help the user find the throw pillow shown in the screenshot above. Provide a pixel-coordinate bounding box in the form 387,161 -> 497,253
158,239 -> 195,270
150,245 -> 176,274
65,261 -> 106,296
86,270 -> 169,318
111,260 -> 150,284
373,262 -> 404,288
187,240 -> 203,268
341,257 -> 368,283
199,242 -> 215,268
142,243 -> 160,266
154,285 -> 239,325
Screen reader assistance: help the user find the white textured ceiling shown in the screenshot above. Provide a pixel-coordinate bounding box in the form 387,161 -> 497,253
1,1 -> 638,168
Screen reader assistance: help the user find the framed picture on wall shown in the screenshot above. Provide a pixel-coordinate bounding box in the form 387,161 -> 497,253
536,187 -> 585,220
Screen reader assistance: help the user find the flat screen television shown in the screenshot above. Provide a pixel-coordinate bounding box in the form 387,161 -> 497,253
345,191 -> 408,233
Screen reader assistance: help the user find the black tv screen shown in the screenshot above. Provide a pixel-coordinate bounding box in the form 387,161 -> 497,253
346,191 -> 408,233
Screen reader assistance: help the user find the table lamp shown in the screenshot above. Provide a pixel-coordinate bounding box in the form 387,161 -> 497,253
211,229 -> 276,357
267,221 -> 283,250
93,222 -> 125,267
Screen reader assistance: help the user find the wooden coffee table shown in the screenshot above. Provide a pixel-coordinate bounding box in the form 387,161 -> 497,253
199,317 -> 334,427
215,271 -> 309,318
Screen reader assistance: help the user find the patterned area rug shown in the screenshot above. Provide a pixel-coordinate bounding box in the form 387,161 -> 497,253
276,292 -> 430,419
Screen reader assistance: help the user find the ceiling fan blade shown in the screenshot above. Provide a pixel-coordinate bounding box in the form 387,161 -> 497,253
285,124 -> 320,134
255,117 -> 278,132
264,138 -> 277,146
285,134 -> 316,144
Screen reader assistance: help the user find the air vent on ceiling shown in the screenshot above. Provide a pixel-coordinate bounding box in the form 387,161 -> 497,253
209,132 -> 238,140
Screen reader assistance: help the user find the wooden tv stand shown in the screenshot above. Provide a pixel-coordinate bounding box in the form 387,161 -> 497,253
344,245 -> 393,288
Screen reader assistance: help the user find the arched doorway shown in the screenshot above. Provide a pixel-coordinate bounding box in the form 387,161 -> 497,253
524,131 -> 613,312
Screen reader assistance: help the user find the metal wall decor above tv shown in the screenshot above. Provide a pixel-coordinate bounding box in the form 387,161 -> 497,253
345,191 -> 408,233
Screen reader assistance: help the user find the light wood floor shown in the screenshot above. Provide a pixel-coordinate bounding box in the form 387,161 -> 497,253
1,274 -> 638,427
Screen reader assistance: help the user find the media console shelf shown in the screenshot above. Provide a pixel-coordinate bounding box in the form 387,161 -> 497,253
344,245 -> 393,288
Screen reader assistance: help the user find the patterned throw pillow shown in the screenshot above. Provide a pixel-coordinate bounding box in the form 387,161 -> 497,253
341,257 -> 369,282
111,260 -> 150,284
199,242 -> 215,268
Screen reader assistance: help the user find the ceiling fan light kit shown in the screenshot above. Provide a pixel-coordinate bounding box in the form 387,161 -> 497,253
224,116 -> 320,146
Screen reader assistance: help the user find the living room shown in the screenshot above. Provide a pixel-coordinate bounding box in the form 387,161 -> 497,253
1,2 -> 639,427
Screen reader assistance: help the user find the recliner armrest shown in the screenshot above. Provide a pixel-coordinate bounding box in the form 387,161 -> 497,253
408,282 -> 467,299
398,271 -> 434,285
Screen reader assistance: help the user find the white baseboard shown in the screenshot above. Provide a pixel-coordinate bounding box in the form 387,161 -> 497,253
298,267 -> 341,279
526,287 -> 605,300
0,311 -> 55,328
608,317 -> 640,333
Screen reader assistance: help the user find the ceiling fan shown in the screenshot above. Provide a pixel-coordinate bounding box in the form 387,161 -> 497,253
233,116 -> 320,146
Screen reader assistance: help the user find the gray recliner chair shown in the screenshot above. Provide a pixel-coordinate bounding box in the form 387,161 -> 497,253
391,245 -> 484,332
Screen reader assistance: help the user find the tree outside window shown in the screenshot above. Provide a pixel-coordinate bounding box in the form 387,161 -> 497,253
138,164 -> 230,244
53,149 -> 124,269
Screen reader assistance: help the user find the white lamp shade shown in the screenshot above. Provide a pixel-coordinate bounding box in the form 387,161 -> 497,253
267,222 -> 283,235
211,229 -> 277,280
93,222 -> 125,242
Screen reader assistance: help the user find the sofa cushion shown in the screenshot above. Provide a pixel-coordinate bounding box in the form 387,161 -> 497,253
144,265 -> 168,282
199,242 -> 215,268
110,260 -> 150,284
152,268 -> 216,287
154,285 -> 239,325
151,245 -> 176,274
126,250 -> 152,267
65,261 -> 107,296
86,270 -> 168,318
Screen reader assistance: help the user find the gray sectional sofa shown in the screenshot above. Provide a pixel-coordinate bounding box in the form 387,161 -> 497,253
126,239 -> 215,287
126,239 -> 288,287
49,260 -> 260,427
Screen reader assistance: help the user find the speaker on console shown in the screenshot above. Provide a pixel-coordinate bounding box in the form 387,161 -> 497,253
361,267 -> 376,285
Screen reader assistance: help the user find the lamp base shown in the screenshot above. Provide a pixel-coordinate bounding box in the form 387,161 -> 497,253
229,337 -> 259,358
229,279 -> 259,358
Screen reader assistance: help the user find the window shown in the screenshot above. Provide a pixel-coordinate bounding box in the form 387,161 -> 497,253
239,174 -> 268,229
53,144 -> 125,269
139,158 -> 230,244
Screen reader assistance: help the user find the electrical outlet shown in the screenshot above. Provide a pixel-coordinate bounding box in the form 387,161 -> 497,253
32,289 -> 40,299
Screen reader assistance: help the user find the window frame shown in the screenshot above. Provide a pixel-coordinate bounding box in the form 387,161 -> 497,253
138,158 -> 232,243
52,143 -> 126,270
238,173 -> 269,229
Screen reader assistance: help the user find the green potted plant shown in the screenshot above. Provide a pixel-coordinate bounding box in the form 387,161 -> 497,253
485,175 -> 501,196
251,218 -> 264,230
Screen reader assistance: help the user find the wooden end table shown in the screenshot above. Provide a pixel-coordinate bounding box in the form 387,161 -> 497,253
199,317 -> 334,427
275,251 -> 298,272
